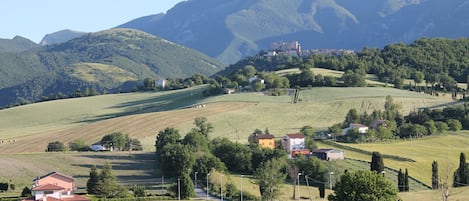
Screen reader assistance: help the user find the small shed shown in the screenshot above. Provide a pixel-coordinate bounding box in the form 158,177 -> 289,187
312,149 -> 344,161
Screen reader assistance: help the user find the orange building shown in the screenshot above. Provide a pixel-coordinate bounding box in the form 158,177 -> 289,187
256,134 -> 276,149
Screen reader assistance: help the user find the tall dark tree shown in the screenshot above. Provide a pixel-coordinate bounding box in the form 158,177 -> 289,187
21,186 -> 32,197
370,152 -> 384,173
397,169 -> 404,192
86,165 -> 99,194
171,174 -> 194,199
46,141 -> 65,152
454,152 -> 468,187
432,161 -> 439,189
404,168 -> 409,192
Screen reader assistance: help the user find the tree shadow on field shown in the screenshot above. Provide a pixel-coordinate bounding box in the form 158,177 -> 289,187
76,86 -> 210,124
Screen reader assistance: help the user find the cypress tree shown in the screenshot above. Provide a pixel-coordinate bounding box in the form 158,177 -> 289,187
371,152 -> 384,173
454,152 -> 468,187
404,168 -> 409,192
432,161 -> 439,189
86,165 -> 99,194
397,169 -> 404,192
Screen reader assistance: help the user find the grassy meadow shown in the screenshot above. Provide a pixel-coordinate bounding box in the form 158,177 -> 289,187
0,84 -> 465,200
317,133 -> 469,187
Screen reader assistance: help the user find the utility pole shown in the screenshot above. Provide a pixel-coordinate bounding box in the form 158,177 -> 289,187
207,173 -> 210,200
297,173 -> 302,201
178,178 -> 181,201
194,171 -> 198,188
240,175 -> 243,201
221,174 -> 223,201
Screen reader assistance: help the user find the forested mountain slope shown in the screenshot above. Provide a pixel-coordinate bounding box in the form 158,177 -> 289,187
0,28 -> 224,107
120,0 -> 469,64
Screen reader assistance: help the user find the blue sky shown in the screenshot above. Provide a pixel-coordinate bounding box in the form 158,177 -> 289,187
1,0 -> 184,43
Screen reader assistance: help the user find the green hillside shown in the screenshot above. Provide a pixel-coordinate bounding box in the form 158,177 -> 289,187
0,28 -> 224,107
0,36 -> 38,53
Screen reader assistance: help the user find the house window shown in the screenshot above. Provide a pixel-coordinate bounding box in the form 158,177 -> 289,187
44,191 -> 54,194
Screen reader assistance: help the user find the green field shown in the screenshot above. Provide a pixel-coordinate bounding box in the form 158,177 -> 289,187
317,133 -> 469,187
0,85 -> 465,199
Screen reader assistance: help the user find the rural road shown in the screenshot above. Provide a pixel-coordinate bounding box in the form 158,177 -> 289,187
194,182 -> 219,200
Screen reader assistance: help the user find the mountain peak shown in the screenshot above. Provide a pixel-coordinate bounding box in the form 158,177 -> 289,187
39,29 -> 88,46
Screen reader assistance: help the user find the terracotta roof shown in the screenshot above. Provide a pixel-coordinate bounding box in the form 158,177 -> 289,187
34,172 -> 74,183
32,184 -> 65,191
257,134 -> 275,139
286,134 -> 305,139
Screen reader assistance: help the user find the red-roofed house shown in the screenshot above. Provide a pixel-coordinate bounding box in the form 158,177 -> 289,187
23,172 -> 90,201
282,134 -> 309,157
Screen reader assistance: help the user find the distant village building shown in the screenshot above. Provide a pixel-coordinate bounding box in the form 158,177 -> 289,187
256,134 -> 276,149
266,40 -> 354,57
268,41 -> 302,57
23,171 -> 90,201
312,149 -> 345,161
155,79 -> 167,88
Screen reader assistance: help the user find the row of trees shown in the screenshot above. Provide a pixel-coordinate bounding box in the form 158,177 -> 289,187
46,132 -> 142,152
224,38 -> 469,93
155,117 -> 334,200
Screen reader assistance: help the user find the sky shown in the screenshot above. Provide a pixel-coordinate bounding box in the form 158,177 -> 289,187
1,0 -> 184,43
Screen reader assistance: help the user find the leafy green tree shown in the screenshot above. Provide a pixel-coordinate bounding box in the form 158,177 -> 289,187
96,162 -> 119,198
68,139 -> 90,151
47,141 -> 65,152
130,185 -> 146,197
101,132 -> 126,151
447,119 -> 462,132
432,161 -> 439,189
255,158 -> 287,201
370,152 -> 384,173
251,79 -> 265,92
328,170 -> 398,201
183,131 -> 209,152
193,153 -> 226,177
211,138 -> 252,173
160,144 -> 195,178
192,117 -> 214,138
342,70 -> 366,87
87,165 -> 99,194
155,127 -> 181,161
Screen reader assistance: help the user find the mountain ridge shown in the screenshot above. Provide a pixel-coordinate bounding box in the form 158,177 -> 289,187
119,0 -> 469,64
0,28 -> 224,107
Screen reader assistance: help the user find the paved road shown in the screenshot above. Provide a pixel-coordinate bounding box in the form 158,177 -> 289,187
194,182 -> 219,200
